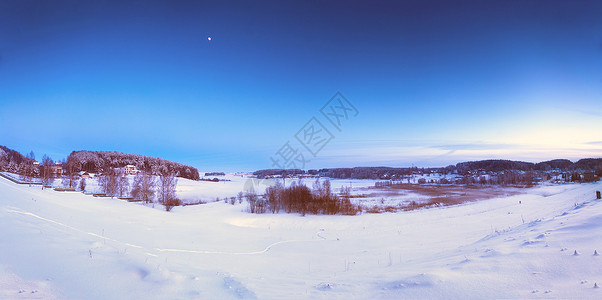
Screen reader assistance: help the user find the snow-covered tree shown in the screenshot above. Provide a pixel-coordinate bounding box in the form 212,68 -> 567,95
7,161 -> 18,173
40,155 -> 54,187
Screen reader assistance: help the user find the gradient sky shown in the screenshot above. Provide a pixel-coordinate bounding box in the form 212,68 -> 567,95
1,0 -> 602,171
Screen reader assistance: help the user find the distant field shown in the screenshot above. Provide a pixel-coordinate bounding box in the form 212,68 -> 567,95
2,172 -> 534,212
353,183 -> 528,212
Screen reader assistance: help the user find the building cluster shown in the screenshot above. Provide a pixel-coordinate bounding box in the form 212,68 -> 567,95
31,161 -> 139,178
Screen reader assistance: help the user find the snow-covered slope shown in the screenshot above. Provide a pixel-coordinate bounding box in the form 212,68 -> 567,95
1,176 -> 601,299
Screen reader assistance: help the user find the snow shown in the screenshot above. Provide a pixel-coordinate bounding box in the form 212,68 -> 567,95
1,175 -> 602,299
0,266 -> 62,299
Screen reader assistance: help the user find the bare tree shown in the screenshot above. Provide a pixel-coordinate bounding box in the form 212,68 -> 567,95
19,161 -> 28,182
131,171 -> 155,203
117,172 -> 130,197
246,191 -> 261,213
62,157 -> 78,188
41,155 -> 54,187
158,168 -> 179,211
265,180 -> 284,213
340,185 -> 351,200
312,178 -> 332,199
99,168 -> 118,197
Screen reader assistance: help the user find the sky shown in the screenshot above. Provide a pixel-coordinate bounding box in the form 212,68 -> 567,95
1,0 -> 602,171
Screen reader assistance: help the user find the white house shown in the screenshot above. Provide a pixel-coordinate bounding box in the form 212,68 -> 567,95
124,165 -> 137,175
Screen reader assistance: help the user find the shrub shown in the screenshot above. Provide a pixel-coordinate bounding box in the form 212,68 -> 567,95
164,197 -> 182,212
248,179 -> 359,215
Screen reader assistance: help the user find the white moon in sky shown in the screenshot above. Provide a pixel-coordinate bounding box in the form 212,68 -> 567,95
208,37 -> 212,41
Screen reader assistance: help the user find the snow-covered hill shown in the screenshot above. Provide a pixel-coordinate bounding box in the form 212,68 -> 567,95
1,176 -> 601,299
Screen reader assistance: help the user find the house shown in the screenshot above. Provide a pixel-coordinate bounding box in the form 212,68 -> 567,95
299,174 -> 318,179
78,171 -> 90,178
51,163 -> 63,176
124,165 -> 137,175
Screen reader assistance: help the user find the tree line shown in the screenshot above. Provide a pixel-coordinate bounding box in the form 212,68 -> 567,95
204,172 -> 225,176
252,158 -> 602,180
457,159 -> 602,174
0,147 -> 56,186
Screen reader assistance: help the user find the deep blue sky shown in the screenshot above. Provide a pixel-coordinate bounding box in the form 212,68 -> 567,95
1,0 -> 602,171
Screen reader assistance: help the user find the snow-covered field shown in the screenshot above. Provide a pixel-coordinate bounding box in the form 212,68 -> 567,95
1,175 -> 602,299
1,171 -> 456,207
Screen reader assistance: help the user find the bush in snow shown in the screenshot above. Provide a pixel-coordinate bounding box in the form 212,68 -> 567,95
251,179 -> 360,215
163,197 -> 182,212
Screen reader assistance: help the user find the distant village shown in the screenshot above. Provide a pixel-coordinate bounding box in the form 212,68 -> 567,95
252,159 -> 602,186
255,168 -> 599,185
25,161 -> 140,179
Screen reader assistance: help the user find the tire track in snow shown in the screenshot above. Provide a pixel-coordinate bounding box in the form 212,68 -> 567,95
5,208 -> 145,249
6,208 -> 331,256
155,235 -> 326,255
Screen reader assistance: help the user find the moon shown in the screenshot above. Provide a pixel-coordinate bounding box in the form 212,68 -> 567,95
207,37 -> 212,41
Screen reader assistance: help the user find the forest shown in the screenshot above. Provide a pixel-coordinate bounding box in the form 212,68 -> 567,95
0,146 -> 200,181
66,150 -> 200,180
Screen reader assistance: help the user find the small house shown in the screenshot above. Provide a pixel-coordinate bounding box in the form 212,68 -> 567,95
124,165 -> 137,175
51,163 -> 63,176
